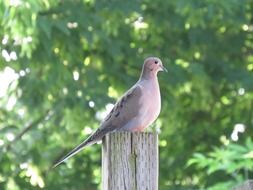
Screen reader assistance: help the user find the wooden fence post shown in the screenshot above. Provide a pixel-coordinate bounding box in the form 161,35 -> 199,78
234,180 -> 253,190
102,132 -> 158,190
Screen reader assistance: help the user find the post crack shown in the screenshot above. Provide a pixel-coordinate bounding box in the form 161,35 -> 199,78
131,133 -> 138,190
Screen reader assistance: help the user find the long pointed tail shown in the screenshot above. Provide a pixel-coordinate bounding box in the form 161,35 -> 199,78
52,137 -> 95,168
53,127 -> 110,168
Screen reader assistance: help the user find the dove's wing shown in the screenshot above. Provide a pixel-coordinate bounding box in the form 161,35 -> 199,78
53,84 -> 143,167
101,84 -> 143,130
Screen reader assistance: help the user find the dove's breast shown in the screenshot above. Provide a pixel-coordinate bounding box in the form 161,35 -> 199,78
134,78 -> 161,131
117,78 -> 161,132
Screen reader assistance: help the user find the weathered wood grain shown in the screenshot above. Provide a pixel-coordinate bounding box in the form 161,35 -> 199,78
102,132 -> 158,190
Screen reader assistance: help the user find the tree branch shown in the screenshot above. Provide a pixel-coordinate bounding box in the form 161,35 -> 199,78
5,109 -> 52,150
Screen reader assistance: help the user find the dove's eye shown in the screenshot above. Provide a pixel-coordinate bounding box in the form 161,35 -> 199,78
154,60 -> 158,64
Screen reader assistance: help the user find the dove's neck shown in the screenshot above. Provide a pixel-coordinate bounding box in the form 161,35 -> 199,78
140,67 -> 158,80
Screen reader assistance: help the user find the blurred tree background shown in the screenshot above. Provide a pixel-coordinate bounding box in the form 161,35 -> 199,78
0,0 -> 253,189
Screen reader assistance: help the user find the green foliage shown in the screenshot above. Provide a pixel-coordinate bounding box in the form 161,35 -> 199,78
0,0 -> 253,189
188,137 -> 253,189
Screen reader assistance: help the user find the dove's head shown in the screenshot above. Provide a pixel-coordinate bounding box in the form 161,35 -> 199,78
141,57 -> 167,79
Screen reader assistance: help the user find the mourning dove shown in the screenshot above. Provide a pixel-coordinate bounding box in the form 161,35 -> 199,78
53,57 -> 167,167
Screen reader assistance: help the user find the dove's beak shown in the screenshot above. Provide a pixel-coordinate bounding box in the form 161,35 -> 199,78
160,65 -> 168,72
